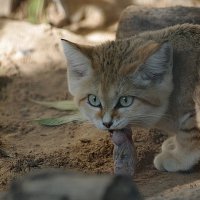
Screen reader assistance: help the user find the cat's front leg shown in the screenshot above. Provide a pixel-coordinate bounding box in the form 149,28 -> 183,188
111,128 -> 137,176
154,132 -> 200,172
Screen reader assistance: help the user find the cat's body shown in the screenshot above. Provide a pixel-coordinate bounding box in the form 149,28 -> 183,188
62,24 -> 200,172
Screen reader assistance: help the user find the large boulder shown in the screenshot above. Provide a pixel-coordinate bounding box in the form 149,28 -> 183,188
116,6 -> 200,39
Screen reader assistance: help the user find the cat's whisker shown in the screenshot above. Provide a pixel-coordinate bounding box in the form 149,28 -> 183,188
126,114 -> 171,122
126,113 -> 171,119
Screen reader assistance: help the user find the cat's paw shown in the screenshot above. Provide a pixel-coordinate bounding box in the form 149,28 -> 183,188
153,152 -> 181,172
154,136 -> 183,172
161,136 -> 175,151
154,136 -> 200,172
153,148 -> 199,172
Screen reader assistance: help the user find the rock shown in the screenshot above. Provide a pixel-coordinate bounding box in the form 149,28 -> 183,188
4,169 -> 142,200
116,6 -> 200,39
0,20 -> 86,76
133,0 -> 200,7
2,169 -> 200,200
0,19 -> 114,78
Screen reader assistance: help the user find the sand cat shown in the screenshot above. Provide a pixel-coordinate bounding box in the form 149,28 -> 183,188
61,24 -> 200,172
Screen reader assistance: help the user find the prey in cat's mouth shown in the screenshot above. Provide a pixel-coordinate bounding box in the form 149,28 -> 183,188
109,127 -> 136,176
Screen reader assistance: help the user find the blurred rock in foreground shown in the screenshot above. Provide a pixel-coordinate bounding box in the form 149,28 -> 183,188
3,169 -> 142,200
1,169 -> 200,200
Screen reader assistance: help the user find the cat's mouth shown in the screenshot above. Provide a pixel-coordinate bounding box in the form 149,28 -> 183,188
108,130 -> 115,134
108,127 -> 133,143
108,126 -> 131,133
108,129 -> 123,133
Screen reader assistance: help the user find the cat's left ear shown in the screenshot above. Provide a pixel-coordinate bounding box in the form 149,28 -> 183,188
61,39 -> 93,96
134,42 -> 173,85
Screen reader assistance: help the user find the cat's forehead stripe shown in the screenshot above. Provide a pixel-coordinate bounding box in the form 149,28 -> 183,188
92,39 -> 160,76
92,41 -> 133,92
90,39 -> 161,103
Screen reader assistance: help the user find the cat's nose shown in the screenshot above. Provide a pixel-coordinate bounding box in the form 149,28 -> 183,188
103,121 -> 113,128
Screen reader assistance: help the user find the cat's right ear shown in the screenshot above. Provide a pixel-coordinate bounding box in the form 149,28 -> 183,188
61,39 -> 93,96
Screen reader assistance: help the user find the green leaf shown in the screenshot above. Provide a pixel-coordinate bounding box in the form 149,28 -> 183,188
28,0 -> 45,23
30,99 -> 78,111
35,114 -> 84,126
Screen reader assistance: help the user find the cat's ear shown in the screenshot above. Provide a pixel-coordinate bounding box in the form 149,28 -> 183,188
61,39 -> 93,95
134,42 -> 173,85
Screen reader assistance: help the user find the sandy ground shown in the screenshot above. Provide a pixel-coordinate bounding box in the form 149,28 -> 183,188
1,20 -> 200,199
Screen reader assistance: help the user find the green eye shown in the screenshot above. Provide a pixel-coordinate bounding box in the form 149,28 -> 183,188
88,94 -> 101,107
118,96 -> 134,107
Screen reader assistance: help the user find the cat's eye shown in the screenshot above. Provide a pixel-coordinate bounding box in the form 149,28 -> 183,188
88,94 -> 101,107
117,96 -> 134,107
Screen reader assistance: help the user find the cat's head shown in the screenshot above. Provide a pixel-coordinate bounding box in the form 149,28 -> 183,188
61,38 -> 173,131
